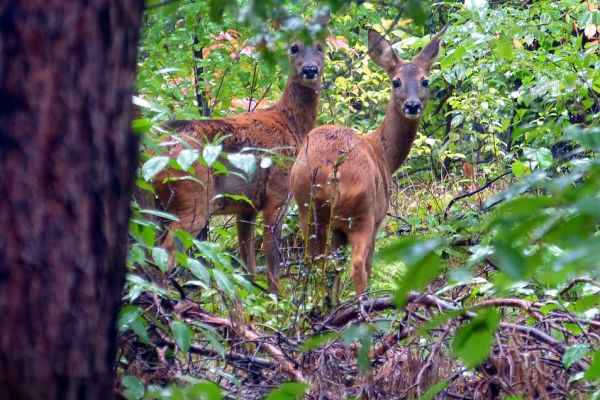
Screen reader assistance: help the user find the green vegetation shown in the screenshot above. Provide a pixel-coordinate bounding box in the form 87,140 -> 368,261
122,0 -> 600,398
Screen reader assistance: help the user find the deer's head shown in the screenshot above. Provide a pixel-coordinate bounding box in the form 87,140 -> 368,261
288,11 -> 330,92
368,27 -> 446,120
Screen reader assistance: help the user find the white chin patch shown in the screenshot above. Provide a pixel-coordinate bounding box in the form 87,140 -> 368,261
404,112 -> 421,120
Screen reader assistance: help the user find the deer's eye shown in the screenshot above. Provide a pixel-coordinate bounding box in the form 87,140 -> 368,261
290,44 -> 299,54
392,79 -> 401,88
422,79 -> 429,88
316,44 -> 323,52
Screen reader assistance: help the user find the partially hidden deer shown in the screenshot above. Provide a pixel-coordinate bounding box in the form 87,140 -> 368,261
290,27 -> 446,297
153,13 -> 329,293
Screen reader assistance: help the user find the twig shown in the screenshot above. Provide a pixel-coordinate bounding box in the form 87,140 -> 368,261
444,171 -> 511,217
559,277 -> 600,297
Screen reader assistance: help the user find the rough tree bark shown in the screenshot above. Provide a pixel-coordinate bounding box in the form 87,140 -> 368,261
0,1 -> 143,399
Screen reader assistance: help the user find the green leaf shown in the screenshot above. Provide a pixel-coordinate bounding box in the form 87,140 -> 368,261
172,320 -> 193,354
265,382 -> 309,400
493,243 -> 526,280
452,309 -> 500,368
405,0 -> 426,26
132,118 -> 153,133
494,36 -> 513,60
122,375 -> 145,400
203,144 -> 222,167
563,344 -> 590,369
193,241 -> 231,269
376,238 -> 444,307
213,269 -> 234,296
177,149 -> 199,171
565,126 -> 600,152
301,332 -> 339,351
140,209 -> 180,222
420,381 -> 449,400
188,258 -> 211,285
199,325 -> 225,358
118,305 -> 140,331
142,156 -> 169,181
227,153 -> 256,179
152,247 -> 169,272
130,318 -> 149,344
584,351 -> 600,381
208,0 -> 226,23
524,147 -> 553,170
511,161 -> 530,178
128,245 -> 146,267
186,381 -> 223,399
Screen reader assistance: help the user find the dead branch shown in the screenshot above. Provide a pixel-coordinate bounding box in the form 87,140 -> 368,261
444,171 -> 511,216
154,328 -> 278,369
174,300 -> 305,381
559,277 -> 600,297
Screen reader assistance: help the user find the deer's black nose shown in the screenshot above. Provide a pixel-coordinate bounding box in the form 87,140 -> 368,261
404,100 -> 422,115
302,64 -> 319,80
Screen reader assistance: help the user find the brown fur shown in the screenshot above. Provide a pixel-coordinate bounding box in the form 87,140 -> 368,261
290,28 -> 446,295
153,28 -> 328,293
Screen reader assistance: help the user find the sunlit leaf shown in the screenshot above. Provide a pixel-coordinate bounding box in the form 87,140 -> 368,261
177,149 -> 199,171
203,144 -> 222,167
142,156 -> 169,181
227,153 -> 256,179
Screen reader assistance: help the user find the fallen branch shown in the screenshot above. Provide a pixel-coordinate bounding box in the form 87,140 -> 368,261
321,293 -> 453,328
560,277 -> 600,297
174,300 -> 305,381
154,329 -> 278,369
320,292 -> 587,370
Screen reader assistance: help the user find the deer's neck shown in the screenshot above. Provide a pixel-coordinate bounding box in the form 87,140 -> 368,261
370,102 -> 421,175
276,76 -> 320,142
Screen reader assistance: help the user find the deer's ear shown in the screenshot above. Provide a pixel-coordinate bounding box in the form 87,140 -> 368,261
314,7 -> 330,26
412,26 -> 447,72
368,29 -> 401,75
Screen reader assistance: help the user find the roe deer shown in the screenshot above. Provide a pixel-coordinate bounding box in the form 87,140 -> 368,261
153,13 -> 329,293
290,27 -> 446,297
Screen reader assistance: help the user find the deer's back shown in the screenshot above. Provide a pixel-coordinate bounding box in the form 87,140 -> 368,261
163,108 -> 302,155
154,107 -> 304,215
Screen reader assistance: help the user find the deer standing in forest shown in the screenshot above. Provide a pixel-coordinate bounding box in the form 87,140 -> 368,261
290,27 -> 446,298
153,13 -> 329,293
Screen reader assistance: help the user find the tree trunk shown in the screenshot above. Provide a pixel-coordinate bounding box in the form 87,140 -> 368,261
0,1 -> 143,399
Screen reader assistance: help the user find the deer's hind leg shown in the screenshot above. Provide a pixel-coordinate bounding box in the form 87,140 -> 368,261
236,212 -> 257,276
297,198 -> 331,258
158,177 -> 213,273
347,222 -> 376,297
